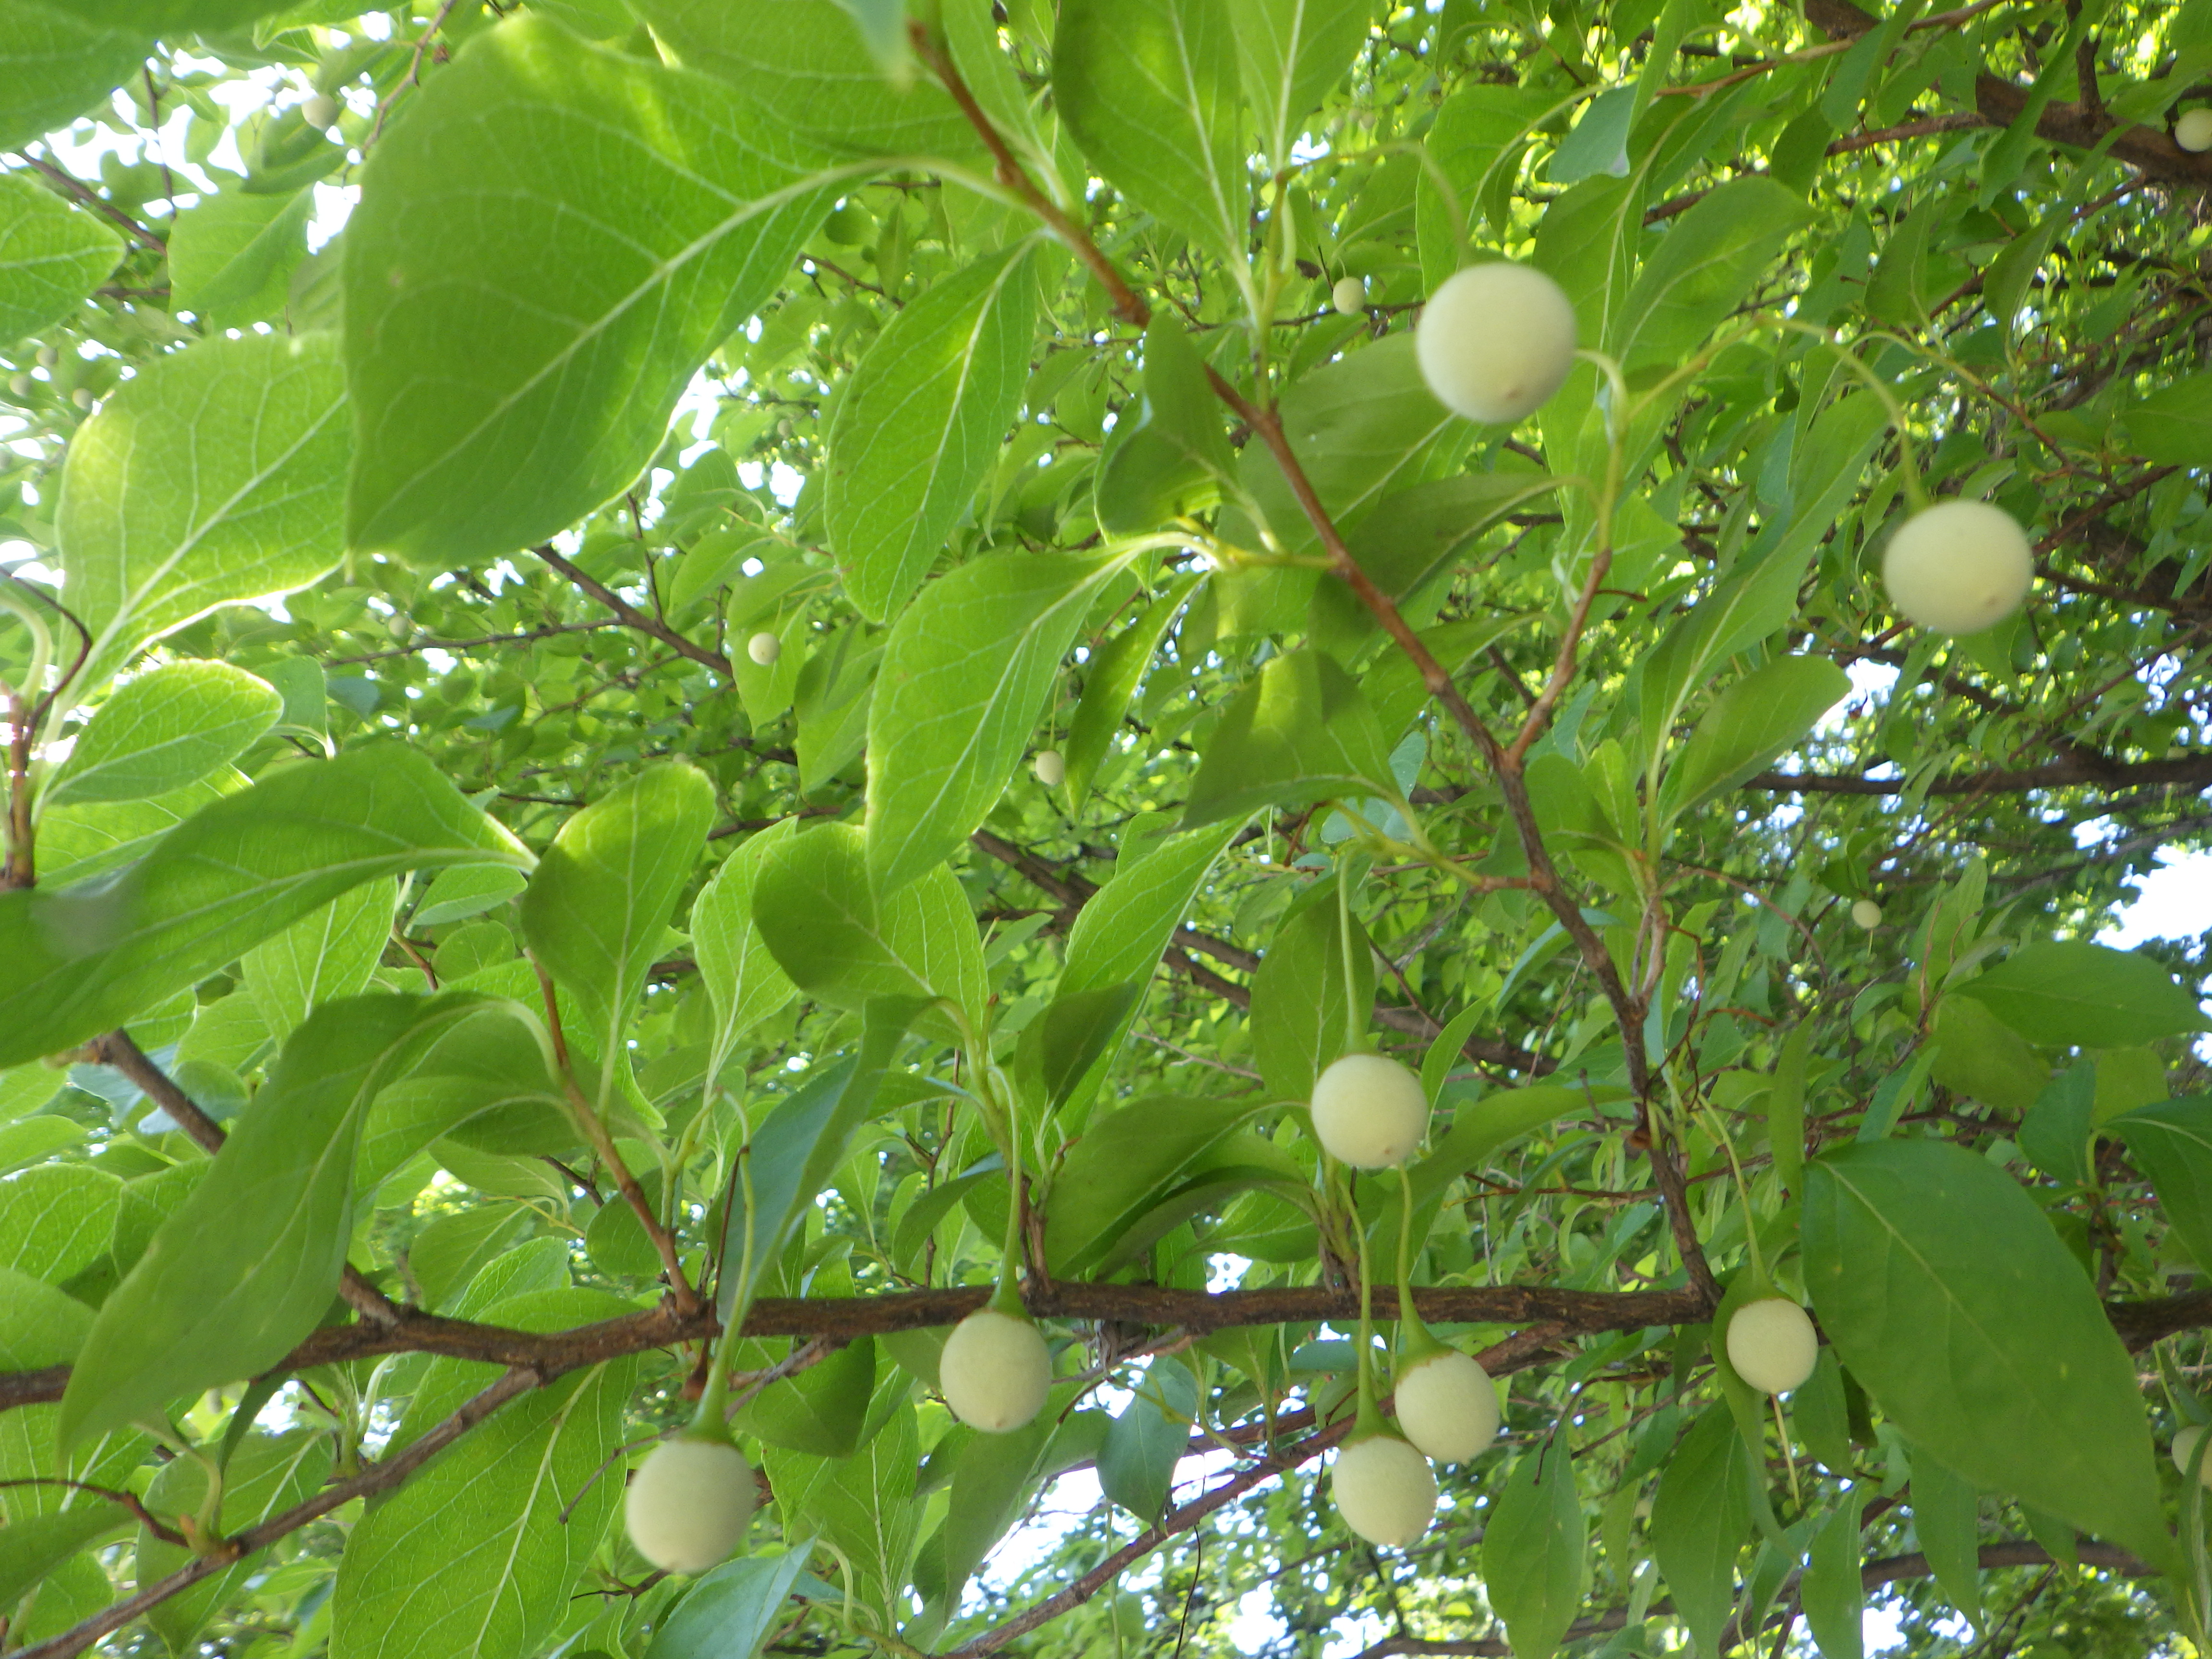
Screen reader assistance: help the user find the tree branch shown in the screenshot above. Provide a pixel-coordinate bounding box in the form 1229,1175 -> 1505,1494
86,1029 -> 405,1328
533,545 -> 732,678
1744,753 -> 2212,795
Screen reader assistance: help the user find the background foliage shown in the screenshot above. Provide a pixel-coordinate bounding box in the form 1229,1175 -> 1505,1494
1,0 -> 2211,1656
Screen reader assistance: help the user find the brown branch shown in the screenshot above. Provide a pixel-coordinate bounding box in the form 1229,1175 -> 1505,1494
328,620 -> 625,663
1803,0 -> 2212,195
13,1366 -> 541,1659
87,1030 -> 405,1328
12,154 -> 166,250
1744,753 -> 2212,796
533,546 -> 732,678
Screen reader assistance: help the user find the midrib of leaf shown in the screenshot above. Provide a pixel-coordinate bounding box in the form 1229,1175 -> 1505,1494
885,247 -> 1028,501
379,147 -> 877,525
1821,1161 -> 2095,1453
89,385 -> 346,677
461,1366 -> 606,1659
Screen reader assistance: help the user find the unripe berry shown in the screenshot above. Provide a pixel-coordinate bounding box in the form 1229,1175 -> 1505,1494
1392,1349 -> 1499,1463
302,93 -> 342,131
1725,1298 -> 1818,1395
1310,1053 -> 1429,1169
1332,276 -> 1367,316
1415,263 -> 1577,425
624,1437 -> 755,1573
71,387 -> 94,410
2173,1425 -> 2212,1486
1881,499 -> 2033,634
2177,108 -> 2212,152
1033,748 -> 1065,788
1331,1434 -> 1437,1547
35,346 -> 56,369
1850,898 -> 1882,930
746,630 -> 781,666
939,1308 -> 1051,1433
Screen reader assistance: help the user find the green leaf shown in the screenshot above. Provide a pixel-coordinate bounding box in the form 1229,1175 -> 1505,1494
1094,313 -> 1236,536
934,1418 -> 1053,1604
631,0 -> 979,157
1551,86 -> 1636,185
167,182 -> 314,330
0,746 -> 529,1069
1182,650 -> 1401,829
1930,995 -> 2049,1119
1045,1094 -> 1262,1274
865,548 -> 1132,895
413,864 -> 529,928
0,1504 -> 131,1611
242,878 -> 398,1043
1799,1489 -> 1866,1659
1247,874 -> 1375,1101
2119,371 -> 2212,468
827,243 -> 1038,621
0,172 -> 121,342
331,1339 -> 638,1659
1054,0 -> 1249,273
60,993 -> 505,1448
643,1549 -> 814,1659
1613,178 -> 1814,370
717,998 -> 920,1323
751,823 -> 986,1034
2111,1097 -> 2212,1271
0,1166 -> 120,1285
342,16 -> 839,564
1661,655 -> 1848,820
56,331 -> 349,691
1650,1405 -> 1750,1659
1031,982 -> 1142,1109
519,763 -> 715,1105
1953,941 -> 2206,1048
138,1428 -> 333,1651
1227,0 -> 1370,169
777,1401 -> 920,1626
1803,1139 -> 2172,1569
0,3 -> 148,153
1062,576 -> 1200,805
1909,1445 -> 1984,1630
1099,1357 -> 1199,1523
1404,1083 -> 1619,1210
692,821 -> 801,1089
1479,1443 -> 1586,1659
46,660 -> 282,807
1242,335 -> 1454,557
1768,1020 -> 1810,1196
737,1336 -> 877,1457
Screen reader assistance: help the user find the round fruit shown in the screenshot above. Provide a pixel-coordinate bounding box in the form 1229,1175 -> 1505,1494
1393,1348 -> 1499,1463
71,387 -> 93,409
746,630 -> 781,666
1332,1434 -> 1437,1547
2174,1425 -> 2212,1486
1310,1053 -> 1430,1169
302,92 -> 341,131
1881,499 -> 2033,634
1332,276 -> 1367,316
1725,1298 -> 1819,1395
1033,748 -> 1066,788
35,346 -> 56,369
1415,263 -> 1577,425
624,1437 -> 756,1574
940,1308 -> 1051,1433
1850,898 -> 1882,930
2177,108 -> 2212,152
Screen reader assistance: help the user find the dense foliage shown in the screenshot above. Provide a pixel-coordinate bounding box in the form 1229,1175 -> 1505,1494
1,2 -> 2211,1657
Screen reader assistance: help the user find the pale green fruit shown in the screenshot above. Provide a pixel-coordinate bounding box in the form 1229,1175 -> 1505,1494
1881,500 -> 2032,634
2173,1425 -> 2212,1486
2177,108 -> 2212,151
1393,1349 -> 1499,1462
71,387 -> 94,409
1725,1298 -> 1818,1395
1310,1053 -> 1430,1168
1332,1434 -> 1437,1547
1850,898 -> 1882,930
624,1437 -> 755,1573
1415,263 -> 1576,424
302,93 -> 341,130
940,1309 -> 1051,1432
1033,748 -> 1065,788
746,630 -> 781,666
1332,276 -> 1367,316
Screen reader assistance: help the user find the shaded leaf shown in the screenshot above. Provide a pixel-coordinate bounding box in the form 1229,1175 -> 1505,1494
0,171 -> 121,341
1953,941 -> 2205,1048
1480,1443 -> 1586,1659
1183,650 -> 1400,829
